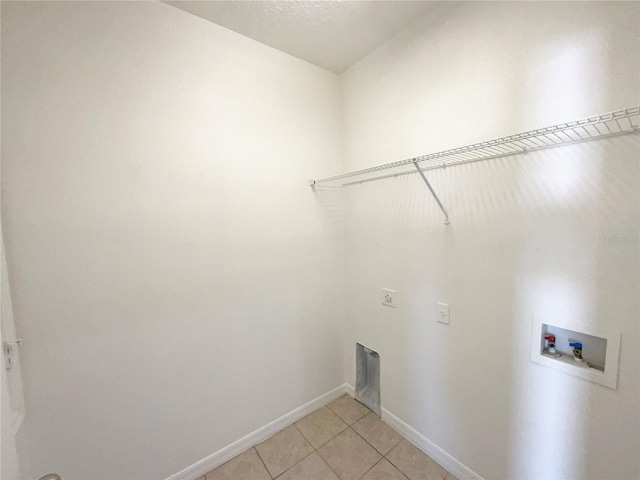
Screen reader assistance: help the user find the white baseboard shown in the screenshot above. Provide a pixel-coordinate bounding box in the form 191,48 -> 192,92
381,407 -> 483,480
166,383 -> 482,480
343,383 -> 355,397
165,384 -> 350,480
347,383 -> 481,479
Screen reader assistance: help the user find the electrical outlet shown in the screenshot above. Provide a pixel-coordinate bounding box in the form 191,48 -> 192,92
382,288 -> 396,308
437,302 -> 450,324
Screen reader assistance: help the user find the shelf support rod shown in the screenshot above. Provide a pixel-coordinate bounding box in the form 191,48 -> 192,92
413,160 -> 450,225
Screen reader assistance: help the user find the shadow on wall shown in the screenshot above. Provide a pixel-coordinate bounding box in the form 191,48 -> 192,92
343,131 -> 639,479
340,1 -> 639,477
509,134 -> 639,480
505,24 -> 640,479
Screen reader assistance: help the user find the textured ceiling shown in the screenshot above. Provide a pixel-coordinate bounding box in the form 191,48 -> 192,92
164,1 -> 437,73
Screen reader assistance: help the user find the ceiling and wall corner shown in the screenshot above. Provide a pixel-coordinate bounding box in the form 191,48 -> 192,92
1,2 -> 638,480
340,2 -> 639,479
1,2 -> 346,478
164,1 -> 439,73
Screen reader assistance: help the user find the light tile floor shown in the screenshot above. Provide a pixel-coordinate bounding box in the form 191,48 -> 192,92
200,395 -> 459,480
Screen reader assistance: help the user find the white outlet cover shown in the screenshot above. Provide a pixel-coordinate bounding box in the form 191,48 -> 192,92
382,288 -> 396,308
437,302 -> 450,324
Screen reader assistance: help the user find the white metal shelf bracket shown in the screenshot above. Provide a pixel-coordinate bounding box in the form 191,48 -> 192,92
413,161 -> 450,225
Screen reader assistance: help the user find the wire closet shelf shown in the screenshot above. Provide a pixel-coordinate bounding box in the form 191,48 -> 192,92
309,106 -> 640,188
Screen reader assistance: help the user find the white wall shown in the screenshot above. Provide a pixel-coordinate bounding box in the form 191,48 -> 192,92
1,3 -> 22,474
1,233 -> 25,480
3,2 -> 639,480
1,364 -> 21,480
1,341 -> 21,480
1,2 -> 345,479
341,2 -> 639,479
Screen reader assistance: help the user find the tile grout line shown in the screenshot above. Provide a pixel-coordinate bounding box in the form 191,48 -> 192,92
383,441 -> 448,480
350,418 -> 393,456
250,397 -> 353,480
323,397 -> 392,480
341,412 -> 430,480
314,446 -> 342,480
355,456 -> 385,480
295,410 -> 370,480
349,409 -> 449,480
269,422 -> 319,479
252,446 -> 275,480
378,451 -> 411,480
319,398 -> 370,480
273,449 -> 316,479
208,396 -> 450,480
269,421 -> 344,480
294,420 -> 344,480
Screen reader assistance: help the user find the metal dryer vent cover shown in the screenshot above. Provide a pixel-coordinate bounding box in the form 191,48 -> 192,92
356,343 -> 380,416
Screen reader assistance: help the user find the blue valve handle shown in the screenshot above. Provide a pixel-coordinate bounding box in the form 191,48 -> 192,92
569,342 -> 582,349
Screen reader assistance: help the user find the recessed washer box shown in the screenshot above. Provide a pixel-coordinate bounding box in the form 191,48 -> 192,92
530,318 -> 621,389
